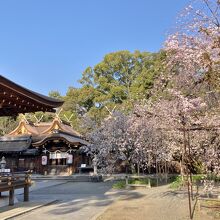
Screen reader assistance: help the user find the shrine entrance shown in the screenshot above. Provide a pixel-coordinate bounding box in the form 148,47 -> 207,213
34,134 -> 90,175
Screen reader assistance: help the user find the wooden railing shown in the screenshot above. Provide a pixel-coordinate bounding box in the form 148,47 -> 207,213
0,173 -> 32,206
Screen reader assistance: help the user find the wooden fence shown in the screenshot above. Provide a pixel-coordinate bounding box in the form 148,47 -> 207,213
0,173 -> 32,206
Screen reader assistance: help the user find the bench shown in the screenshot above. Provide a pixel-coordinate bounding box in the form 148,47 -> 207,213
0,173 -> 32,206
197,196 -> 220,212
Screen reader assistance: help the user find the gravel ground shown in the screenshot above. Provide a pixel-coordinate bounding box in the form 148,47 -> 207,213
97,185 -> 214,220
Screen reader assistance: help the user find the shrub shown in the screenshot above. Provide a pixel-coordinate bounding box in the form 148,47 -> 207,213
112,180 -> 126,189
170,176 -> 184,189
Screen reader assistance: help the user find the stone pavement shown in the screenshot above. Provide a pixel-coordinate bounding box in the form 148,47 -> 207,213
0,180 -> 68,219
0,181 -> 129,220
12,182 -> 135,220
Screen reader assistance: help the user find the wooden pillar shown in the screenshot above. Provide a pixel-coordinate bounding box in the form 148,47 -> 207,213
7,177 -> 14,206
24,185 -> 29,202
24,174 -> 30,202
9,188 -> 14,206
0,175 -> 2,198
148,178 -> 151,188
125,176 -> 129,189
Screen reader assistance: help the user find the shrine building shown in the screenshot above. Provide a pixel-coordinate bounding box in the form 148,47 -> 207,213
0,117 -> 90,175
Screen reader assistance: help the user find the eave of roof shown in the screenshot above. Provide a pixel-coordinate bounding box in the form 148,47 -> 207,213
32,132 -> 89,147
0,75 -> 64,116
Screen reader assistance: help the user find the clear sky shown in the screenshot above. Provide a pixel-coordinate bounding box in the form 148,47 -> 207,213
0,0 -> 189,96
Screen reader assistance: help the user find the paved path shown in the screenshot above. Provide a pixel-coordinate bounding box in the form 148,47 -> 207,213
1,181 -> 212,220
10,181 -> 133,220
96,185 -> 190,220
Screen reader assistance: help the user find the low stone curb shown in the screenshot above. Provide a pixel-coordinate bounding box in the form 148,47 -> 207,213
2,200 -> 59,220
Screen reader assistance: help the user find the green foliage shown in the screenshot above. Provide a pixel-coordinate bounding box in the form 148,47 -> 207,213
128,178 -> 150,185
206,172 -> 220,182
75,50 -> 165,132
169,176 -> 184,189
192,174 -> 206,183
48,91 -> 63,99
193,161 -> 206,174
112,180 -> 126,189
169,174 -> 220,190
0,116 -> 18,136
112,178 -> 154,189
25,111 -> 55,123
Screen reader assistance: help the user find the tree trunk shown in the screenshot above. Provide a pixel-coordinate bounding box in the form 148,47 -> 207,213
187,130 -> 194,200
183,125 -> 192,219
180,160 -> 184,181
137,162 -> 140,176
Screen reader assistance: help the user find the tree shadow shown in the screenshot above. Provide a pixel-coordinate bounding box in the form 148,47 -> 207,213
49,190 -> 144,215
17,181 -> 145,216
161,189 -> 188,198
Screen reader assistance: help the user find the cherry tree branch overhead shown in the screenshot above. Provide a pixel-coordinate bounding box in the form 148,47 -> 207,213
165,0 -> 220,91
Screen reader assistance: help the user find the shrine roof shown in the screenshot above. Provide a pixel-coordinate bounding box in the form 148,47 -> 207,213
0,75 -> 64,116
9,117 -> 81,137
7,117 -> 89,146
32,131 -> 89,147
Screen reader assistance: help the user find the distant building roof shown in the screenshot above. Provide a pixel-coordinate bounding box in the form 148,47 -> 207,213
0,75 -> 64,116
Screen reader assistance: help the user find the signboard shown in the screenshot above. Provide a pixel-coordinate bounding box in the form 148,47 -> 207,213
49,152 -> 69,159
67,154 -> 73,164
42,156 -> 47,165
56,152 -> 61,159
49,153 -> 56,159
0,169 -> 10,173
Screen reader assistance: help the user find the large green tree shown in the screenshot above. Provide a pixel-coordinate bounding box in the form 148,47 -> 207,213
58,50 -> 166,133
80,50 -> 165,104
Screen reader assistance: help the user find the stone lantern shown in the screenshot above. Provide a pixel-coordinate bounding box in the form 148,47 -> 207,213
0,156 -> 6,170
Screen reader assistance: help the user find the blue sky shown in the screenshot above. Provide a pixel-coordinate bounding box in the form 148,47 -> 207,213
0,0 -> 189,96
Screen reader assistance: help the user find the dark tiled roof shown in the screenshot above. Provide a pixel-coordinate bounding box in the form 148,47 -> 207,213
0,135 -> 31,152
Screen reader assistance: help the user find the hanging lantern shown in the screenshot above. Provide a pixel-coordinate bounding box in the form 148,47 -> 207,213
67,154 -> 73,164
42,156 -> 47,165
